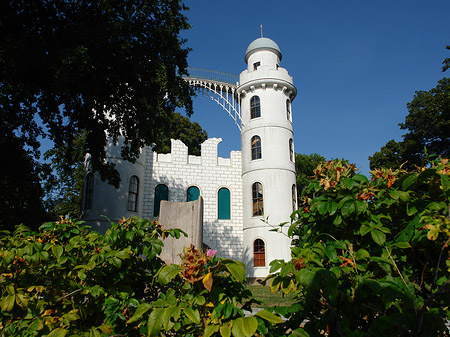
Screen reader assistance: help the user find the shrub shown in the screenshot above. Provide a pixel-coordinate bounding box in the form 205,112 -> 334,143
268,159 -> 450,336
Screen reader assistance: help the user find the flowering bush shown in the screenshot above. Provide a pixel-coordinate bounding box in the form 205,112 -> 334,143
267,159 -> 450,336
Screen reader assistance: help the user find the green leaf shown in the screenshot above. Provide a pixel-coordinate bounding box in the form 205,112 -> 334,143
398,191 -> 410,202
183,307 -> 200,324
393,242 -> 411,249
371,229 -> 386,246
231,317 -> 258,337
359,224 -> 373,236
1,294 -> 15,311
317,201 -> 328,215
204,324 -> 220,337
47,328 -> 68,337
389,190 -> 399,200
220,325 -> 232,337
355,249 -> 370,260
328,201 -> 338,215
162,306 -> 181,330
341,201 -> 355,218
223,260 -> 245,283
401,174 -> 417,189
51,245 -> 64,258
127,303 -> 152,324
147,308 -> 164,336
158,264 -> 180,285
255,310 -> 284,323
27,317 -> 44,332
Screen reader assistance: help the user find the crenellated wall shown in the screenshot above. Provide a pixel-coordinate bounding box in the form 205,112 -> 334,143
142,138 -> 243,261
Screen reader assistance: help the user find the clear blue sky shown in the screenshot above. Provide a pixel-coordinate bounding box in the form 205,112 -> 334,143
181,0 -> 450,176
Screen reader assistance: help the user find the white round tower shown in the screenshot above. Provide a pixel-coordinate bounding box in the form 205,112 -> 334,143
239,37 -> 297,278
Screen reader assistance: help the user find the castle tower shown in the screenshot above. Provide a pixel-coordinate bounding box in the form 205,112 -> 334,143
239,37 -> 297,278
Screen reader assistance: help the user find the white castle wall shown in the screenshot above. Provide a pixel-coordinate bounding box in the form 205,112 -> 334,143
141,138 -> 243,261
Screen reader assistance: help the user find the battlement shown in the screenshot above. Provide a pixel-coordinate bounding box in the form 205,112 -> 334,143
153,138 -> 241,167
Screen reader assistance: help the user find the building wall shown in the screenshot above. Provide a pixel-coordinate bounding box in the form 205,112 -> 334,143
142,138 -> 243,261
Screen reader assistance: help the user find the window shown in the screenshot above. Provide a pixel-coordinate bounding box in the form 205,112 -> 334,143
251,136 -> 262,160
286,99 -> 291,121
127,176 -> 139,212
292,184 -> 297,213
84,173 -> 94,210
154,184 -> 169,217
250,96 -> 260,119
218,187 -> 231,220
187,186 -> 200,202
252,182 -> 264,216
254,239 -> 265,267
289,138 -> 294,162
253,61 -> 260,70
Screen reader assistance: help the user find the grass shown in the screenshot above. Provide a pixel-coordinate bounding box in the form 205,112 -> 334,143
247,284 -> 297,308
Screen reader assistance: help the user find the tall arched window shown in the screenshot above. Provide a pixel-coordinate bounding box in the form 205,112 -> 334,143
84,173 -> 94,210
292,184 -> 297,213
250,96 -> 261,119
289,138 -> 294,162
254,239 -> 266,267
154,184 -> 169,217
251,136 -> 262,160
252,182 -> 264,216
218,187 -> 231,220
127,176 -> 139,212
286,99 -> 291,121
187,186 -> 200,202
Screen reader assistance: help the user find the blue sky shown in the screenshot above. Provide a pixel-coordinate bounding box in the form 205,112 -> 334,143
180,0 -> 450,176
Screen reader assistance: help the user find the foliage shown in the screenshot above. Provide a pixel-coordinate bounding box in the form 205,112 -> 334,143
295,153 -> 327,199
267,159 -> 450,336
0,217 -> 185,336
0,217 -> 283,336
0,0 -> 193,187
370,46 -> 450,170
130,245 -> 284,336
0,133 -> 47,231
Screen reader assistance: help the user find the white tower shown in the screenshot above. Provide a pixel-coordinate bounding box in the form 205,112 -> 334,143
239,37 -> 297,278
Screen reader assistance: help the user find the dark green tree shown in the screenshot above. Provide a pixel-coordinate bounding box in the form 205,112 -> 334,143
0,133 -> 47,231
370,46 -> 450,170
295,153 -> 326,199
0,0 -> 194,187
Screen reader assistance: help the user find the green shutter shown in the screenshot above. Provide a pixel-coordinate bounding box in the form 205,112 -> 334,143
187,186 -> 200,202
154,184 -> 168,217
218,188 -> 230,220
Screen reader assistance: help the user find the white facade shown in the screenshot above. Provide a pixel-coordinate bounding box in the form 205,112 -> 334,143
82,37 -> 297,278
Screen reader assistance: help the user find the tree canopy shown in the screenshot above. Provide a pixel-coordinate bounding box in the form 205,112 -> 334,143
370,46 -> 450,170
0,0 -> 194,187
295,153 -> 326,199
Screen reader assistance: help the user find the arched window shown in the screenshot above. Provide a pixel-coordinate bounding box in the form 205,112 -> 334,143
218,187 -> 231,220
154,184 -> 169,217
127,176 -> 139,212
252,182 -> 264,216
84,173 -> 94,210
187,186 -> 200,202
289,138 -> 294,162
292,184 -> 297,213
254,239 -> 266,267
250,96 -> 261,119
251,136 -> 262,160
286,99 -> 291,121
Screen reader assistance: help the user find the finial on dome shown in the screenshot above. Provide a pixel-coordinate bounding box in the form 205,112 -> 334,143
260,24 -> 263,37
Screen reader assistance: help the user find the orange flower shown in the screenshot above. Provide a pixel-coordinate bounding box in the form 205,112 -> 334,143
339,256 -> 354,268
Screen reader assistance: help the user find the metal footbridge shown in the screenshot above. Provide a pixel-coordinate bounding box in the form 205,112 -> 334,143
183,67 -> 242,131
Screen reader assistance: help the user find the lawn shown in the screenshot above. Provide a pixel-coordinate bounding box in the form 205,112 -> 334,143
247,284 -> 297,308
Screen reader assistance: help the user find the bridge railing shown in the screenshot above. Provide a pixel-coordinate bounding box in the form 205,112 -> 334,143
185,67 -> 239,86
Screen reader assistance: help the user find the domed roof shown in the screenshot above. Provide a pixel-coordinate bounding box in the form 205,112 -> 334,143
245,37 -> 282,63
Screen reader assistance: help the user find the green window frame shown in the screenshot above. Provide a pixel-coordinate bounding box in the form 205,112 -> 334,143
187,186 -> 200,202
154,184 -> 169,217
218,187 -> 231,220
